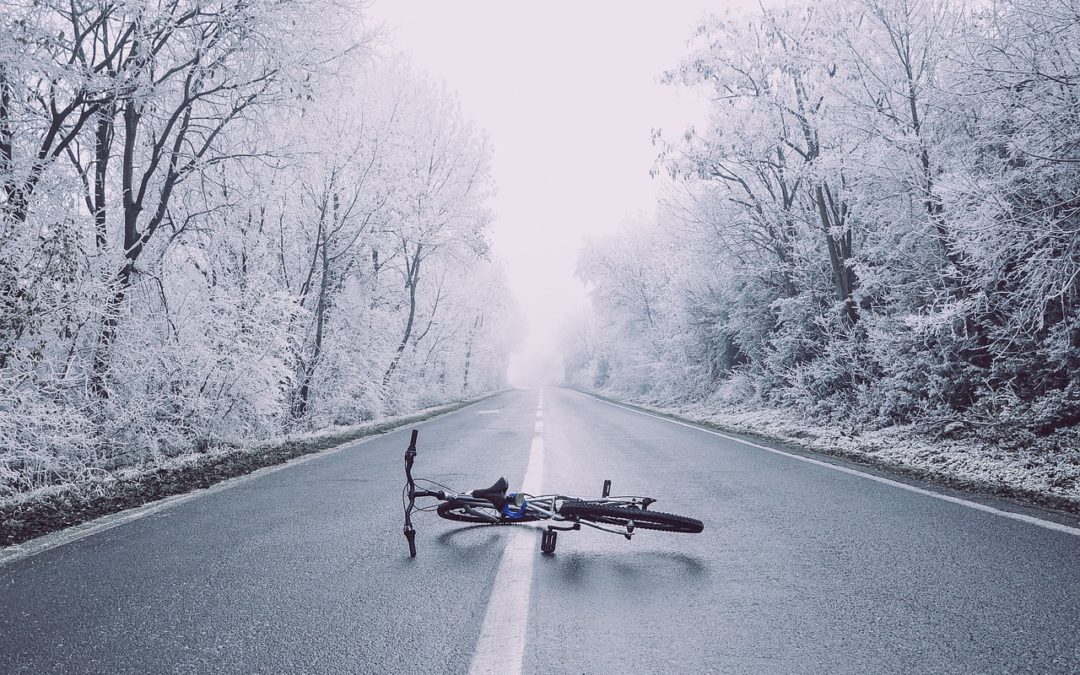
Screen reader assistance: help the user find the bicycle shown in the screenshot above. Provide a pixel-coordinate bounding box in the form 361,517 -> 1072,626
401,429 -> 704,556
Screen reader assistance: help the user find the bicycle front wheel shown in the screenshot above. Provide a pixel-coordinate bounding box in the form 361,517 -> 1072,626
559,501 -> 703,533
436,499 -> 540,524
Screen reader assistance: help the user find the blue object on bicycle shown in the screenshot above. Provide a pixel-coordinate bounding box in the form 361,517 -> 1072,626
502,493 -> 528,519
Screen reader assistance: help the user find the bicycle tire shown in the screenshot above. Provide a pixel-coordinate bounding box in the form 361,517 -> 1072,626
558,501 -> 703,533
436,499 -> 541,524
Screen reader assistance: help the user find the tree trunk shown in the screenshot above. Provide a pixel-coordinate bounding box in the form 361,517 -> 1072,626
814,183 -> 858,325
383,243 -> 422,389
462,312 -> 483,394
93,106 -> 115,250
292,236 -> 332,421
0,66 -> 13,215
89,96 -> 142,397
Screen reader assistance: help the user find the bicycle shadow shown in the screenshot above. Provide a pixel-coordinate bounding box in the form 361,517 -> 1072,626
431,523 -> 521,556
540,549 -> 710,589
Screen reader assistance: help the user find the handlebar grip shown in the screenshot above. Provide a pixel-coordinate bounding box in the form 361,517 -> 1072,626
408,429 -> 418,452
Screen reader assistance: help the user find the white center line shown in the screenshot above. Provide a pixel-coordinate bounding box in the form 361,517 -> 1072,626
468,399 -> 544,675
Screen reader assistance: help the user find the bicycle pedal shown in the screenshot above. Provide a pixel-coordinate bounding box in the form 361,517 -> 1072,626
541,529 -> 558,554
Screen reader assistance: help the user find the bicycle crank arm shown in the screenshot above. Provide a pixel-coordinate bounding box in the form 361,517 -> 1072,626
545,523 -> 581,532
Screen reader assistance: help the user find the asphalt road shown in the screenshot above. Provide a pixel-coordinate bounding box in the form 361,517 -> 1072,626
2,388 -> 1078,673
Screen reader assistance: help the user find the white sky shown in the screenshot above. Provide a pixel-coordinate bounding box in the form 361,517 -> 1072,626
363,2 -> 744,384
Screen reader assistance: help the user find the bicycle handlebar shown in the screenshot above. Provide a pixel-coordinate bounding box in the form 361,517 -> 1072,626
403,429 -> 446,557
403,430 -> 419,556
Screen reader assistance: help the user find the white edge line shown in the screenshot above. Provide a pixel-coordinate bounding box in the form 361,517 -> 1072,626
577,390 -> 1080,538
0,397 -> 495,567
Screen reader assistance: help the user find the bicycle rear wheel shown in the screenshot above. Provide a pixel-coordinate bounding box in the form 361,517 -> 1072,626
436,499 -> 540,524
558,501 -> 703,533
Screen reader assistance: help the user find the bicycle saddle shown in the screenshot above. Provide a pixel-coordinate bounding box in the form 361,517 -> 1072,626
471,477 -> 509,509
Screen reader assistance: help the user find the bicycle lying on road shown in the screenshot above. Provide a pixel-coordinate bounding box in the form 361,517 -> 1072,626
402,430 -> 704,556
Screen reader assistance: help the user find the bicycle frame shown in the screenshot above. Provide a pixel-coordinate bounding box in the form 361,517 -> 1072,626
430,491 -> 658,536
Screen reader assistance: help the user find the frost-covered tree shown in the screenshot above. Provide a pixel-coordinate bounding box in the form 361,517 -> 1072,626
569,0 -> 1080,436
0,3 -> 517,497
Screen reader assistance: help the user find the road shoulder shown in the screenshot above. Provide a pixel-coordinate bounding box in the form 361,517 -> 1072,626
572,388 -> 1080,530
1,392 -> 504,555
